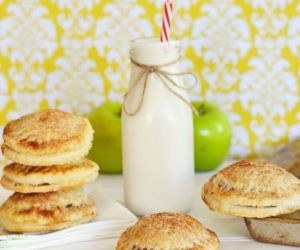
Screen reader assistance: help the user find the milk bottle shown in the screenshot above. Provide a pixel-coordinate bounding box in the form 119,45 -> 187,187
122,37 -> 194,215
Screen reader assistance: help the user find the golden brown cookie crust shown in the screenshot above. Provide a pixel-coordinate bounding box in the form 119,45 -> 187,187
116,212 -> 219,250
2,109 -> 93,164
1,159 -> 98,193
0,188 -> 97,233
202,160 -> 300,218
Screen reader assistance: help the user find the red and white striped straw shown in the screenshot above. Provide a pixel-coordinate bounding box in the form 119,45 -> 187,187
160,0 -> 173,42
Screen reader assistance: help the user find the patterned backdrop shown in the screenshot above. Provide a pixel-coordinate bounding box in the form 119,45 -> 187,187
0,0 -> 300,162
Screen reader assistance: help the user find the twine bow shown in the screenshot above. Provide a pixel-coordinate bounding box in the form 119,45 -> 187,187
123,57 -> 198,116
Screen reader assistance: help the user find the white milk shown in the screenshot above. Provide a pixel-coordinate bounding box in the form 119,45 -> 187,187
122,37 -> 194,216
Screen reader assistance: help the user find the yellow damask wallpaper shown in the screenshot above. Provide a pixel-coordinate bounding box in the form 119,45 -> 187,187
0,0 -> 300,161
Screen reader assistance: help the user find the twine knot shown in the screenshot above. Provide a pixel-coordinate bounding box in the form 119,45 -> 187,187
149,66 -> 156,72
123,57 -> 198,116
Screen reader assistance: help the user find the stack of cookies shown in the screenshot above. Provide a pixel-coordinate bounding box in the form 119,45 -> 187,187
0,109 -> 99,233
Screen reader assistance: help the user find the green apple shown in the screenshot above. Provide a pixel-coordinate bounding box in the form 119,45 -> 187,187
193,102 -> 231,171
88,101 -> 122,174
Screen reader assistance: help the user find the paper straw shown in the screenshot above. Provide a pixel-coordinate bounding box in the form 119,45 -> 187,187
160,0 -> 173,42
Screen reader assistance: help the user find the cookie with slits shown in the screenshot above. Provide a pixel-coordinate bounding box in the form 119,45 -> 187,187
202,160 -> 300,218
2,109 -> 93,166
116,212 -> 219,250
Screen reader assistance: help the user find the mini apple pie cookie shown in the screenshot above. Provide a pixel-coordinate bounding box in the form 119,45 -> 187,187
0,188 -> 96,233
1,159 -> 98,193
202,160 -> 300,218
2,109 -> 93,166
116,212 -> 219,250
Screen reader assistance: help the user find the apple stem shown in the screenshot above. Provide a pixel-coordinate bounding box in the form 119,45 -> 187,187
197,103 -> 205,116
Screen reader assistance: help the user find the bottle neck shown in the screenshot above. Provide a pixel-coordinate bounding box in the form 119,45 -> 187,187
130,37 -> 181,65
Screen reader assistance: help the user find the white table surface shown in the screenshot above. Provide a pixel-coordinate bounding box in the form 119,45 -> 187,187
45,161 -> 294,250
